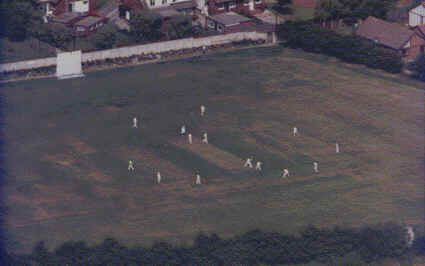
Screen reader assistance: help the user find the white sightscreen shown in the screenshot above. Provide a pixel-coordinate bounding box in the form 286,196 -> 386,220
56,50 -> 84,79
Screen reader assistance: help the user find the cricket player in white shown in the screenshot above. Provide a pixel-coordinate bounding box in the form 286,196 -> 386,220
200,105 -> 206,116
282,169 -> 289,178
313,162 -> 319,173
196,173 -> 201,184
133,117 -> 138,128
244,157 -> 253,168
157,171 -> 161,184
293,127 -> 298,136
188,133 -> 193,144
128,160 -> 135,171
336,143 -> 340,153
255,161 -> 262,171
202,132 -> 208,144
181,125 -> 186,135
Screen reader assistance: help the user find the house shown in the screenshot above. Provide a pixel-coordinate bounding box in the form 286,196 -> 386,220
38,0 -> 96,17
206,11 -> 253,33
356,16 -> 422,59
50,11 -> 84,25
73,15 -> 108,36
292,0 -> 317,8
207,0 -> 265,16
171,0 -> 198,15
119,0 -> 146,20
409,25 -> 425,59
409,2 -> 425,27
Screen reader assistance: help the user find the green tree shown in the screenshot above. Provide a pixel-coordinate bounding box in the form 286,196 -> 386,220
129,10 -> 164,42
91,23 -> 118,49
0,0 -> 42,41
276,0 -> 292,14
164,15 -> 193,40
40,23 -> 73,50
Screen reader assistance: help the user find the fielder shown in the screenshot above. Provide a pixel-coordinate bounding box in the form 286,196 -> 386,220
202,132 -> 208,144
196,173 -> 201,185
133,117 -> 138,128
244,157 -> 253,168
336,143 -> 340,153
293,127 -> 298,136
181,125 -> 186,135
313,162 -> 319,173
200,105 -> 206,116
282,169 -> 289,178
157,171 -> 161,184
188,133 -> 193,144
255,161 -> 262,171
128,160 -> 135,171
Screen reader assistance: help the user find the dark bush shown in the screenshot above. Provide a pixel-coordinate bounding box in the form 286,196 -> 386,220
277,21 -> 403,73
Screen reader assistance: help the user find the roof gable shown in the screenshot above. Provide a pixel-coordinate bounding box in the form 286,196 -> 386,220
356,16 -> 414,49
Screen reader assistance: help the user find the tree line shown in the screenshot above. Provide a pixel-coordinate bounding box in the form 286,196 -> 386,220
2,223 -> 424,265
277,21 -> 404,73
0,0 -> 200,52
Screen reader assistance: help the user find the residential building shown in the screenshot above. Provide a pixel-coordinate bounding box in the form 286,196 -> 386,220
409,2 -> 425,27
206,11 -> 253,33
207,0 -> 265,16
38,0 -> 96,17
356,16 -> 425,60
73,15 -> 108,36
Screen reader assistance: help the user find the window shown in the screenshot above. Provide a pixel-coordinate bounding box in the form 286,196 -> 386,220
150,0 -> 155,5
68,3 -> 73,11
244,0 -> 249,6
83,0 -> 88,4
162,0 -> 167,4
254,0 -> 261,3
229,1 -> 236,8
217,3 -> 225,9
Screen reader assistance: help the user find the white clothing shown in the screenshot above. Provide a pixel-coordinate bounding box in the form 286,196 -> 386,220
196,174 -> 201,184
181,125 -> 186,135
282,169 -> 289,178
293,127 -> 298,136
202,132 -> 208,144
200,105 -> 206,116
157,171 -> 161,184
128,160 -> 135,171
133,117 -> 138,128
244,158 -> 253,168
336,143 -> 340,153
188,134 -> 193,144
313,162 -> 318,173
255,161 -> 262,171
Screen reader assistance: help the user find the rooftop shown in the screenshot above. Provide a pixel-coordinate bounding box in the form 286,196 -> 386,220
170,0 -> 197,10
209,12 -> 251,26
356,16 -> 414,50
75,16 -> 105,27
155,7 -> 180,18
51,12 -> 82,24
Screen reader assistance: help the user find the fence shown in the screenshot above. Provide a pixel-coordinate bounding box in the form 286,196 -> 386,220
0,31 -> 268,73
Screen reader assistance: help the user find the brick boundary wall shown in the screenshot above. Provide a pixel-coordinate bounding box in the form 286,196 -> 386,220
0,31 -> 268,73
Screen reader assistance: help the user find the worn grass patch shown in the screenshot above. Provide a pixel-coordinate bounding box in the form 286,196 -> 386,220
2,45 -> 423,253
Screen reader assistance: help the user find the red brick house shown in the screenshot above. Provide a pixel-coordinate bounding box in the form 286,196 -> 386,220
292,0 -> 317,8
207,0 -> 265,16
206,11 -> 253,33
38,0 -> 96,17
356,16 -> 425,61
409,25 -> 425,60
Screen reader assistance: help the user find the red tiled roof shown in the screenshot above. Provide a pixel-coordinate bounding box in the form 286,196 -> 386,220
356,16 -> 414,50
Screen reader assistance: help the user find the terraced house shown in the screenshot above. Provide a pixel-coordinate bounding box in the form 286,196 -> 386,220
38,0 -> 96,17
207,0 -> 265,15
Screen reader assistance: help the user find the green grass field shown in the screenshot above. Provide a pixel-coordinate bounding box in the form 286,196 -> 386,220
2,45 -> 424,253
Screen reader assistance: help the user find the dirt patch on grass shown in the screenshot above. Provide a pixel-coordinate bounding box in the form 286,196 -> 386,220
172,137 -> 245,172
64,136 -> 97,155
43,153 -> 75,167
